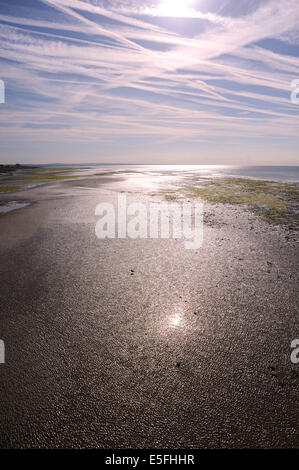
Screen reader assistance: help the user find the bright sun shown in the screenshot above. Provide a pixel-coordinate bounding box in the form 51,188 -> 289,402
156,0 -> 193,17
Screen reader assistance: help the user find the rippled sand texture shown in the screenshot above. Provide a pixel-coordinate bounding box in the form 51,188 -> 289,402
0,167 -> 298,448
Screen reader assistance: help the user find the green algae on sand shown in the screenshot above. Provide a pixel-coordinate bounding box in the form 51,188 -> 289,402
184,178 -> 298,225
0,185 -> 21,192
153,178 -> 298,227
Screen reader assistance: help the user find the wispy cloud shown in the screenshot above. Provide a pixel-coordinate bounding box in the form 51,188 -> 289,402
0,0 -> 299,163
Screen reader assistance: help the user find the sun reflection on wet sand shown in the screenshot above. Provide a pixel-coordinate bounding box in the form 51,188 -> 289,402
165,302 -> 191,332
170,313 -> 182,328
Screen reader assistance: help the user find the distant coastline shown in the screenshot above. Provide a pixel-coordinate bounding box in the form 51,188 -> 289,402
1,164 -> 299,183
0,164 -> 38,174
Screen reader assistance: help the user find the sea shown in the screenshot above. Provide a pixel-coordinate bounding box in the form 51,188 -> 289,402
85,164 -> 299,183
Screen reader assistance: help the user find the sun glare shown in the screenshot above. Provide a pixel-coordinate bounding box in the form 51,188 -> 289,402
156,0 -> 193,17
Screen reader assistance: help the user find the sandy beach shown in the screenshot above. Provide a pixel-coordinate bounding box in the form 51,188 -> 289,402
0,167 -> 298,448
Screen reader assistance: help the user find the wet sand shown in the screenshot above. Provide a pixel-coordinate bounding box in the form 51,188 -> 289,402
0,170 -> 298,448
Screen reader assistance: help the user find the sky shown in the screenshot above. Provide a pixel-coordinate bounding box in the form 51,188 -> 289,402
0,0 -> 299,165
